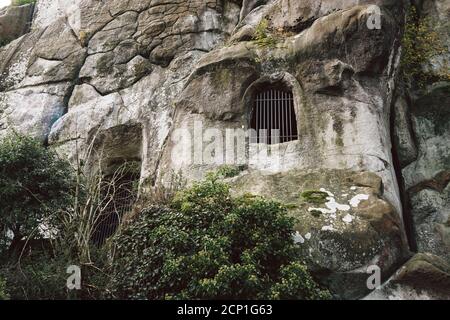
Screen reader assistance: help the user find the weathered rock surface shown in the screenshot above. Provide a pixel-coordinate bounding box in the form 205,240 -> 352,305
231,169 -> 410,299
0,0 -> 449,299
0,4 -> 34,44
364,253 -> 450,300
393,0 -> 450,267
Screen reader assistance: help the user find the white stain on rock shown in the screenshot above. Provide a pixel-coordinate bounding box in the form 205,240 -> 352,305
320,188 -> 334,197
350,194 -> 369,207
308,192 -> 351,214
293,231 -> 305,244
321,225 -> 335,232
343,214 -> 354,224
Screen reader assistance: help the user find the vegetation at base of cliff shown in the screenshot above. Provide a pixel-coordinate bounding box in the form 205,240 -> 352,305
0,133 -> 122,299
0,133 -> 74,259
0,276 -> 8,300
0,133 -> 80,299
301,190 -> 329,205
401,6 -> 450,88
0,135 -> 330,300
110,174 -> 331,300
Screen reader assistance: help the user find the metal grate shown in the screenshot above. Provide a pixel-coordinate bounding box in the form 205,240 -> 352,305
92,176 -> 138,246
250,88 -> 298,144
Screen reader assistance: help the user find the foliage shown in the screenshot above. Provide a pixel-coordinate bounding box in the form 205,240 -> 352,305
254,19 -> 277,48
0,276 -> 8,300
216,165 -> 245,179
0,133 -> 74,257
0,253 -> 70,300
110,175 -> 330,300
58,158 -> 139,263
401,6 -> 450,88
0,134 -> 331,300
0,249 -> 109,300
269,262 -> 331,300
12,0 -> 36,6
0,133 -> 125,300
0,39 -> 10,48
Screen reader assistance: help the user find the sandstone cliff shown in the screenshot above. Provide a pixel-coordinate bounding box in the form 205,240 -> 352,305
0,0 -> 448,299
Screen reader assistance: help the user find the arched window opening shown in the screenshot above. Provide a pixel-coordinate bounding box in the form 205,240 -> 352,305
91,161 -> 140,246
250,87 -> 298,144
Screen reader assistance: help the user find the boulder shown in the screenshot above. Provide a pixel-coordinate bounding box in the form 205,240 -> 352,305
230,169 -> 410,299
0,4 -> 34,45
364,253 -> 450,300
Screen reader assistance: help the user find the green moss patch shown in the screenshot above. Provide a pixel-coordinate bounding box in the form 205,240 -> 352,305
216,165 -> 246,179
301,190 -> 329,205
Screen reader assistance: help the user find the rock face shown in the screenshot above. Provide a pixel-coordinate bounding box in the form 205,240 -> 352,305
0,4 -> 34,45
0,0 -> 449,299
365,253 -> 450,300
393,0 -> 450,268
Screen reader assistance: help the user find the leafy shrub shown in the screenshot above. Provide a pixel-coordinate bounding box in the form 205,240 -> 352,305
110,175 -> 330,300
0,133 -> 74,258
0,246 -> 112,300
0,276 -> 8,300
401,6 -> 450,87
0,253 -> 70,300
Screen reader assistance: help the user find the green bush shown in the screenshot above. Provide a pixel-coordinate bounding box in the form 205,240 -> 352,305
110,175 -> 330,300
0,133 -> 74,258
0,276 -> 9,300
0,253 -> 70,300
0,134 -> 113,300
0,247 -> 111,300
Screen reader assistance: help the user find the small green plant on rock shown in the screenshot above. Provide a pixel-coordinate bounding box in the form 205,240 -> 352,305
254,19 -> 277,48
301,190 -> 329,205
401,6 -> 450,88
12,0 -> 36,6
0,133 -> 74,259
0,276 -> 9,300
215,165 -> 245,179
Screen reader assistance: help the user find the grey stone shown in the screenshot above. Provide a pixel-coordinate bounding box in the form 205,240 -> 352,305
2,0 -> 449,300
0,3 -> 34,44
364,253 -> 450,300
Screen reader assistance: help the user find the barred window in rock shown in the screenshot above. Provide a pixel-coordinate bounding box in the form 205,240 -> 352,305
250,88 -> 298,144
